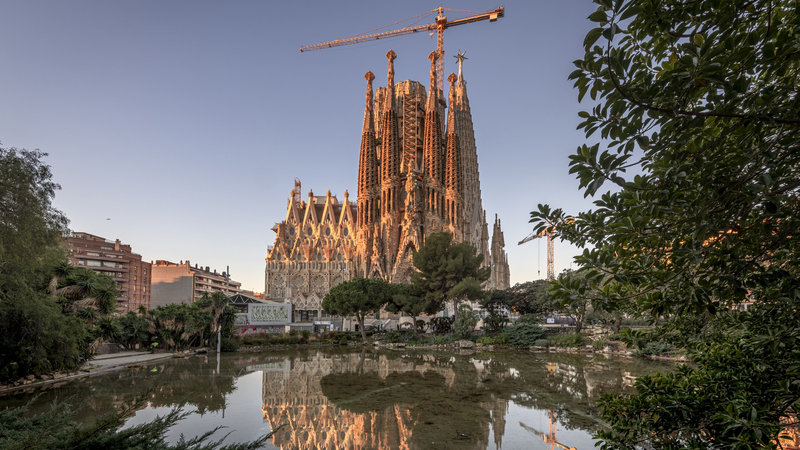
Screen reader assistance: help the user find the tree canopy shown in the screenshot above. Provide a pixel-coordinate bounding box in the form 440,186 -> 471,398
530,0 -> 800,447
322,277 -> 392,339
410,231 -> 490,322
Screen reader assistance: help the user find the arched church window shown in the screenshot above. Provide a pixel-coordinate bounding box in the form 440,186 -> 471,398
289,226 -> 295,235
343,228 -> 349,236
325,227 -> 331,236
308,227 -> 314,236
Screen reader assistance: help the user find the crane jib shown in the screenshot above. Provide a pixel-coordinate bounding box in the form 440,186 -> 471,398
299,7 -> 504,53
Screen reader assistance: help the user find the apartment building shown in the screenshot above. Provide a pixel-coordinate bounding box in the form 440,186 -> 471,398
64,232 -> 152,311
150,260 -> 242,308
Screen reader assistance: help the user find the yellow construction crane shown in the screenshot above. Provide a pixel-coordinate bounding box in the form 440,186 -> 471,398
519,217 -> 573,281
520,412 -> 577,450
519,225 -> 555,281
300,7 -> 505,88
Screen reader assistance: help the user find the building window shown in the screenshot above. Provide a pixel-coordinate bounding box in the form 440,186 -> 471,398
101,246 -> 113,250
87,261 -> 101,267
102,262 -> 115,268
87,252 -> 100,257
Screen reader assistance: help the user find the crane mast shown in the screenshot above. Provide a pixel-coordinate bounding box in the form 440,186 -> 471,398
519,227 -> 554,281
300,7 -> 504,88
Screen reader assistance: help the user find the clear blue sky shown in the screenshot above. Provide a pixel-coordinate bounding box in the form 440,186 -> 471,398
1,1 -> 600,292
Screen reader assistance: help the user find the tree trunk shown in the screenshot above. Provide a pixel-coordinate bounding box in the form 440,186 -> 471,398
357,314 -> 367,340
452,299 -> 460,325
613,315 -> 622,334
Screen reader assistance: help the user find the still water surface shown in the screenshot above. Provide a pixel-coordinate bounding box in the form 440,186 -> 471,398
0,348 -> 674,449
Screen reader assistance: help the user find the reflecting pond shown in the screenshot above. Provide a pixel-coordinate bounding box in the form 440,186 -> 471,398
0,348 -> 676,449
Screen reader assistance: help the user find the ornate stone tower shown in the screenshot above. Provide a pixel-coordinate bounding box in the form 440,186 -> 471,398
378,50 -> 403,278
421,51 -> 446,236
445,72 -> 464,241
491,214 -> 510,289
356,71 -> 380,277
452,51 -> 488,261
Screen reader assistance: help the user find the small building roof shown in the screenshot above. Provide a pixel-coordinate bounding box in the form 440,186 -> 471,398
227,293 -> 268,306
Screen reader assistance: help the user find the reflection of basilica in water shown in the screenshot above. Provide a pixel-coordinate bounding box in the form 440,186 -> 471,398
257,350 -> 653,450
260,352 -> 508,449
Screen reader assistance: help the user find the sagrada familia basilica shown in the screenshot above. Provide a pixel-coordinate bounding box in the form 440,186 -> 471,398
264,50 -> 509,320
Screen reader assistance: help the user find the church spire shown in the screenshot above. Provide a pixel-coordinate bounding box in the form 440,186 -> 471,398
358,71 -> 379,228
386,49 -> 396,111
362,70 -> 375,134
445,72 -> 463,233
380,50 -> 401,217
423,51 -> 444,189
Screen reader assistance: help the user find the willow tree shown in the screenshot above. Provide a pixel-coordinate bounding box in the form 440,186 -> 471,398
530,1 -> 800,447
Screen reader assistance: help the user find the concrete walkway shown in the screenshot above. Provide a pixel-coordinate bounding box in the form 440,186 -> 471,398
85,351 -> 175,369
0,351 -> 176,395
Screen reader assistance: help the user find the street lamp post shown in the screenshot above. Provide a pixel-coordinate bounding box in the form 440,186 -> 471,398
217,265 -> 229,354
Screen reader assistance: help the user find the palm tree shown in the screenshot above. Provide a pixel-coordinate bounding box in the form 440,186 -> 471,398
48,260 -> 73,297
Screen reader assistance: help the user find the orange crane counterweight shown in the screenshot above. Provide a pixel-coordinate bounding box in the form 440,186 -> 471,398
300,7 -> 504,88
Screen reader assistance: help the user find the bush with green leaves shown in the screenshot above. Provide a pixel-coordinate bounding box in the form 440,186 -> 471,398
547,333 -> 584,348
219,338 -> 239,352
514,314 -> 542,325
430,317 -> 454,333
533,339 -> 549,347
636,340 -> 670,356
454,304 -> 478,339
483,314 -> 507,332
503,324 -> 546,348
529,0 -> 800,447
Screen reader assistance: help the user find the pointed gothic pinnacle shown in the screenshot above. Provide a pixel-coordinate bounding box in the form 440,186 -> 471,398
455,50 -> 467,80
427,51 -> 439,110
308,189 -> 314,198
386,50 -> 396,110
363,71 -> 375,133
447,72 -> 458,134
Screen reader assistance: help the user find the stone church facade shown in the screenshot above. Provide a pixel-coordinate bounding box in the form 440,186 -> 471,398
265,50 -> 509,320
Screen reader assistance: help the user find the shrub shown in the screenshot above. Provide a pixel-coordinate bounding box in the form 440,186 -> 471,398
383,330 -> 404,343
339,336 -> 347,345
454,305 -> 478,339
430,317 -> 454,333
637,341 -> 670,356
533,339 -> 549,347
504,324 -> 546,348
300,330 -> 311,340
547,333 -> 585,347
515,314 -> 542,325
592,339 -> 606,350
476,336 -> 494,345
484,314 -> 507,332
220,337 -> 240,352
